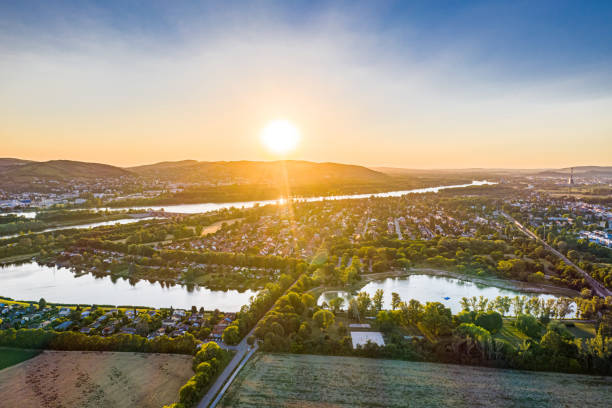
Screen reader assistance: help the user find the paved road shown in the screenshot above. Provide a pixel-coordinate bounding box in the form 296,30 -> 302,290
208,344 -> 258,408
197,273 -> 306,407
502,211 -> 611,298
197,330 -> 256,408
394,218 -> 403,240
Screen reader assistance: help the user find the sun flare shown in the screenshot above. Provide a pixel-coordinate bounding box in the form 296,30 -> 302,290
261,120 -> 300,155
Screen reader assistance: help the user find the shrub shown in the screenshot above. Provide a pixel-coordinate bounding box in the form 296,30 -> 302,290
313,309 -> 335,329
514,314 -> 543,339
455,310 -> 476,325
474,311 -> 503,334
222,325 -> 241,345
178,381 -> 199,406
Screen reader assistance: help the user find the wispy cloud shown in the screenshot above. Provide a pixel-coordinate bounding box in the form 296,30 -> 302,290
1,1 -> 610,167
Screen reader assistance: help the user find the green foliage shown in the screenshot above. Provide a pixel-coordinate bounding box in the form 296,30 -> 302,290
312,309 -> 335,329
420,302 -> 453,336
455,323 -> 492,342
474,311 -> 503,334
455,310 -> 476,325
514,314 -> 543,339
0,328 -> 198,354
222,325 -> 241,345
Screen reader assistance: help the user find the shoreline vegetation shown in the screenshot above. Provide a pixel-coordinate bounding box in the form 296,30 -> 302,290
0,209 -> 151,238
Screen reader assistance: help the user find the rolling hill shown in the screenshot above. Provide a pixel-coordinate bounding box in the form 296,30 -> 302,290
537,166 -> 612,178
129,160 -> 391,185
0,160 -> 133,183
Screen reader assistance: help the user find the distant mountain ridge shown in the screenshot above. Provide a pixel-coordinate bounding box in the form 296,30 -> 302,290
0,159 -> 390,190
128,160 -> 390,185
537,166 -> 612,178
0,159 -> 133,182
2,159 -> 609,190
374,166 -> 612,177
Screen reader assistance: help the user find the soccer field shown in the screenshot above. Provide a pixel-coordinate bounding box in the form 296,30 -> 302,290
220,353 -> 612,407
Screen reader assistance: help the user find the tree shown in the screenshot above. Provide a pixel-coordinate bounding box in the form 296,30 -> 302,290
421,302 -> 453,336
475,311 -> 503,334
313,309 -> 335,329
514,314 -> 543,339
512,296 -> 526,316
194,341 -> 222,368
348,298 -> 360,321
401,299 -> 424,325
328,297 -> 344,314
554,298 -> 574,319
460,297 -> 471,312
372,289 -> 384,313
222,325 -> 240,345
301,293 -> 315,309
178,380 -> 199,406
492,296 -> 511,316
38,298 -> 47,310
355,292 -> 372,319
391,292 -> 401,310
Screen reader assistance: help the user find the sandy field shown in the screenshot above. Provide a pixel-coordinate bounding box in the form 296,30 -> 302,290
0,350 -> 193,408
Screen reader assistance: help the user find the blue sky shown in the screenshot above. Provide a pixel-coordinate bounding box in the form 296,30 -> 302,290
1,1 -> 611,167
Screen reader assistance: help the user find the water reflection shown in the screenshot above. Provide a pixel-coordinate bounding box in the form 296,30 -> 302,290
0,262 -> 256,311
318,274 -> 574,316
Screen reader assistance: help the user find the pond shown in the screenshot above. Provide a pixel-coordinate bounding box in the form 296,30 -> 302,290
0,262 -> 256,311
318,274 -> 574,316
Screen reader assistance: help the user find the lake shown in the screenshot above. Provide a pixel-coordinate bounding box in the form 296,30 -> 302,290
0,262 -> 256,311
318,274 -> 573,315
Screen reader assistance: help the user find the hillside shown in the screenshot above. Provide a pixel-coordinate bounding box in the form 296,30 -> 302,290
129,160 -> 390,185
0,158 -> 34,169
0,159 -> 133,183
537,166 -> 612,178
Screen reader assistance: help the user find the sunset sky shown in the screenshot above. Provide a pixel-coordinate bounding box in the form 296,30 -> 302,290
1,1 -> 611,169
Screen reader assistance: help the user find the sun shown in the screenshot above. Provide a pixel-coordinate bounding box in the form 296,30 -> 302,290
260,119 -> 300,155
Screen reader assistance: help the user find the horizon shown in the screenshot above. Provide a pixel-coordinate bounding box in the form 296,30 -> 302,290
2,155 -> 607,172
2,1 -> 612,168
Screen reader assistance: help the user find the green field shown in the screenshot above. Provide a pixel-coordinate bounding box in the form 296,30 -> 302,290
220,353 -> 612,407
0,348 -> 40,370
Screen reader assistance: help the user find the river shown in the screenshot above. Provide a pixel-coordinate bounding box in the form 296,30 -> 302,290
2,180 -> 495,218
1,217 -> 158,240
1,181 -> 502,310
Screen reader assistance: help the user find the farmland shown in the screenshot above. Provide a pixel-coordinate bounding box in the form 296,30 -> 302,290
220,353 -> 612,408
0,350 -> 193,408
0,348 -> 40,370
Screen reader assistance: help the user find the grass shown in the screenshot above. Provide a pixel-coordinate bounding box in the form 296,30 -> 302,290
0,348 -> 41,370
565,321 -> 597,339
494,320 -> 529,346
220,353 -> 612,408
0,252 -> 39,265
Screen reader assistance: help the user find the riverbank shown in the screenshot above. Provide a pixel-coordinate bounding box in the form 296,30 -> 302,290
0,212 -> 149,239
5,180 -> 496,217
